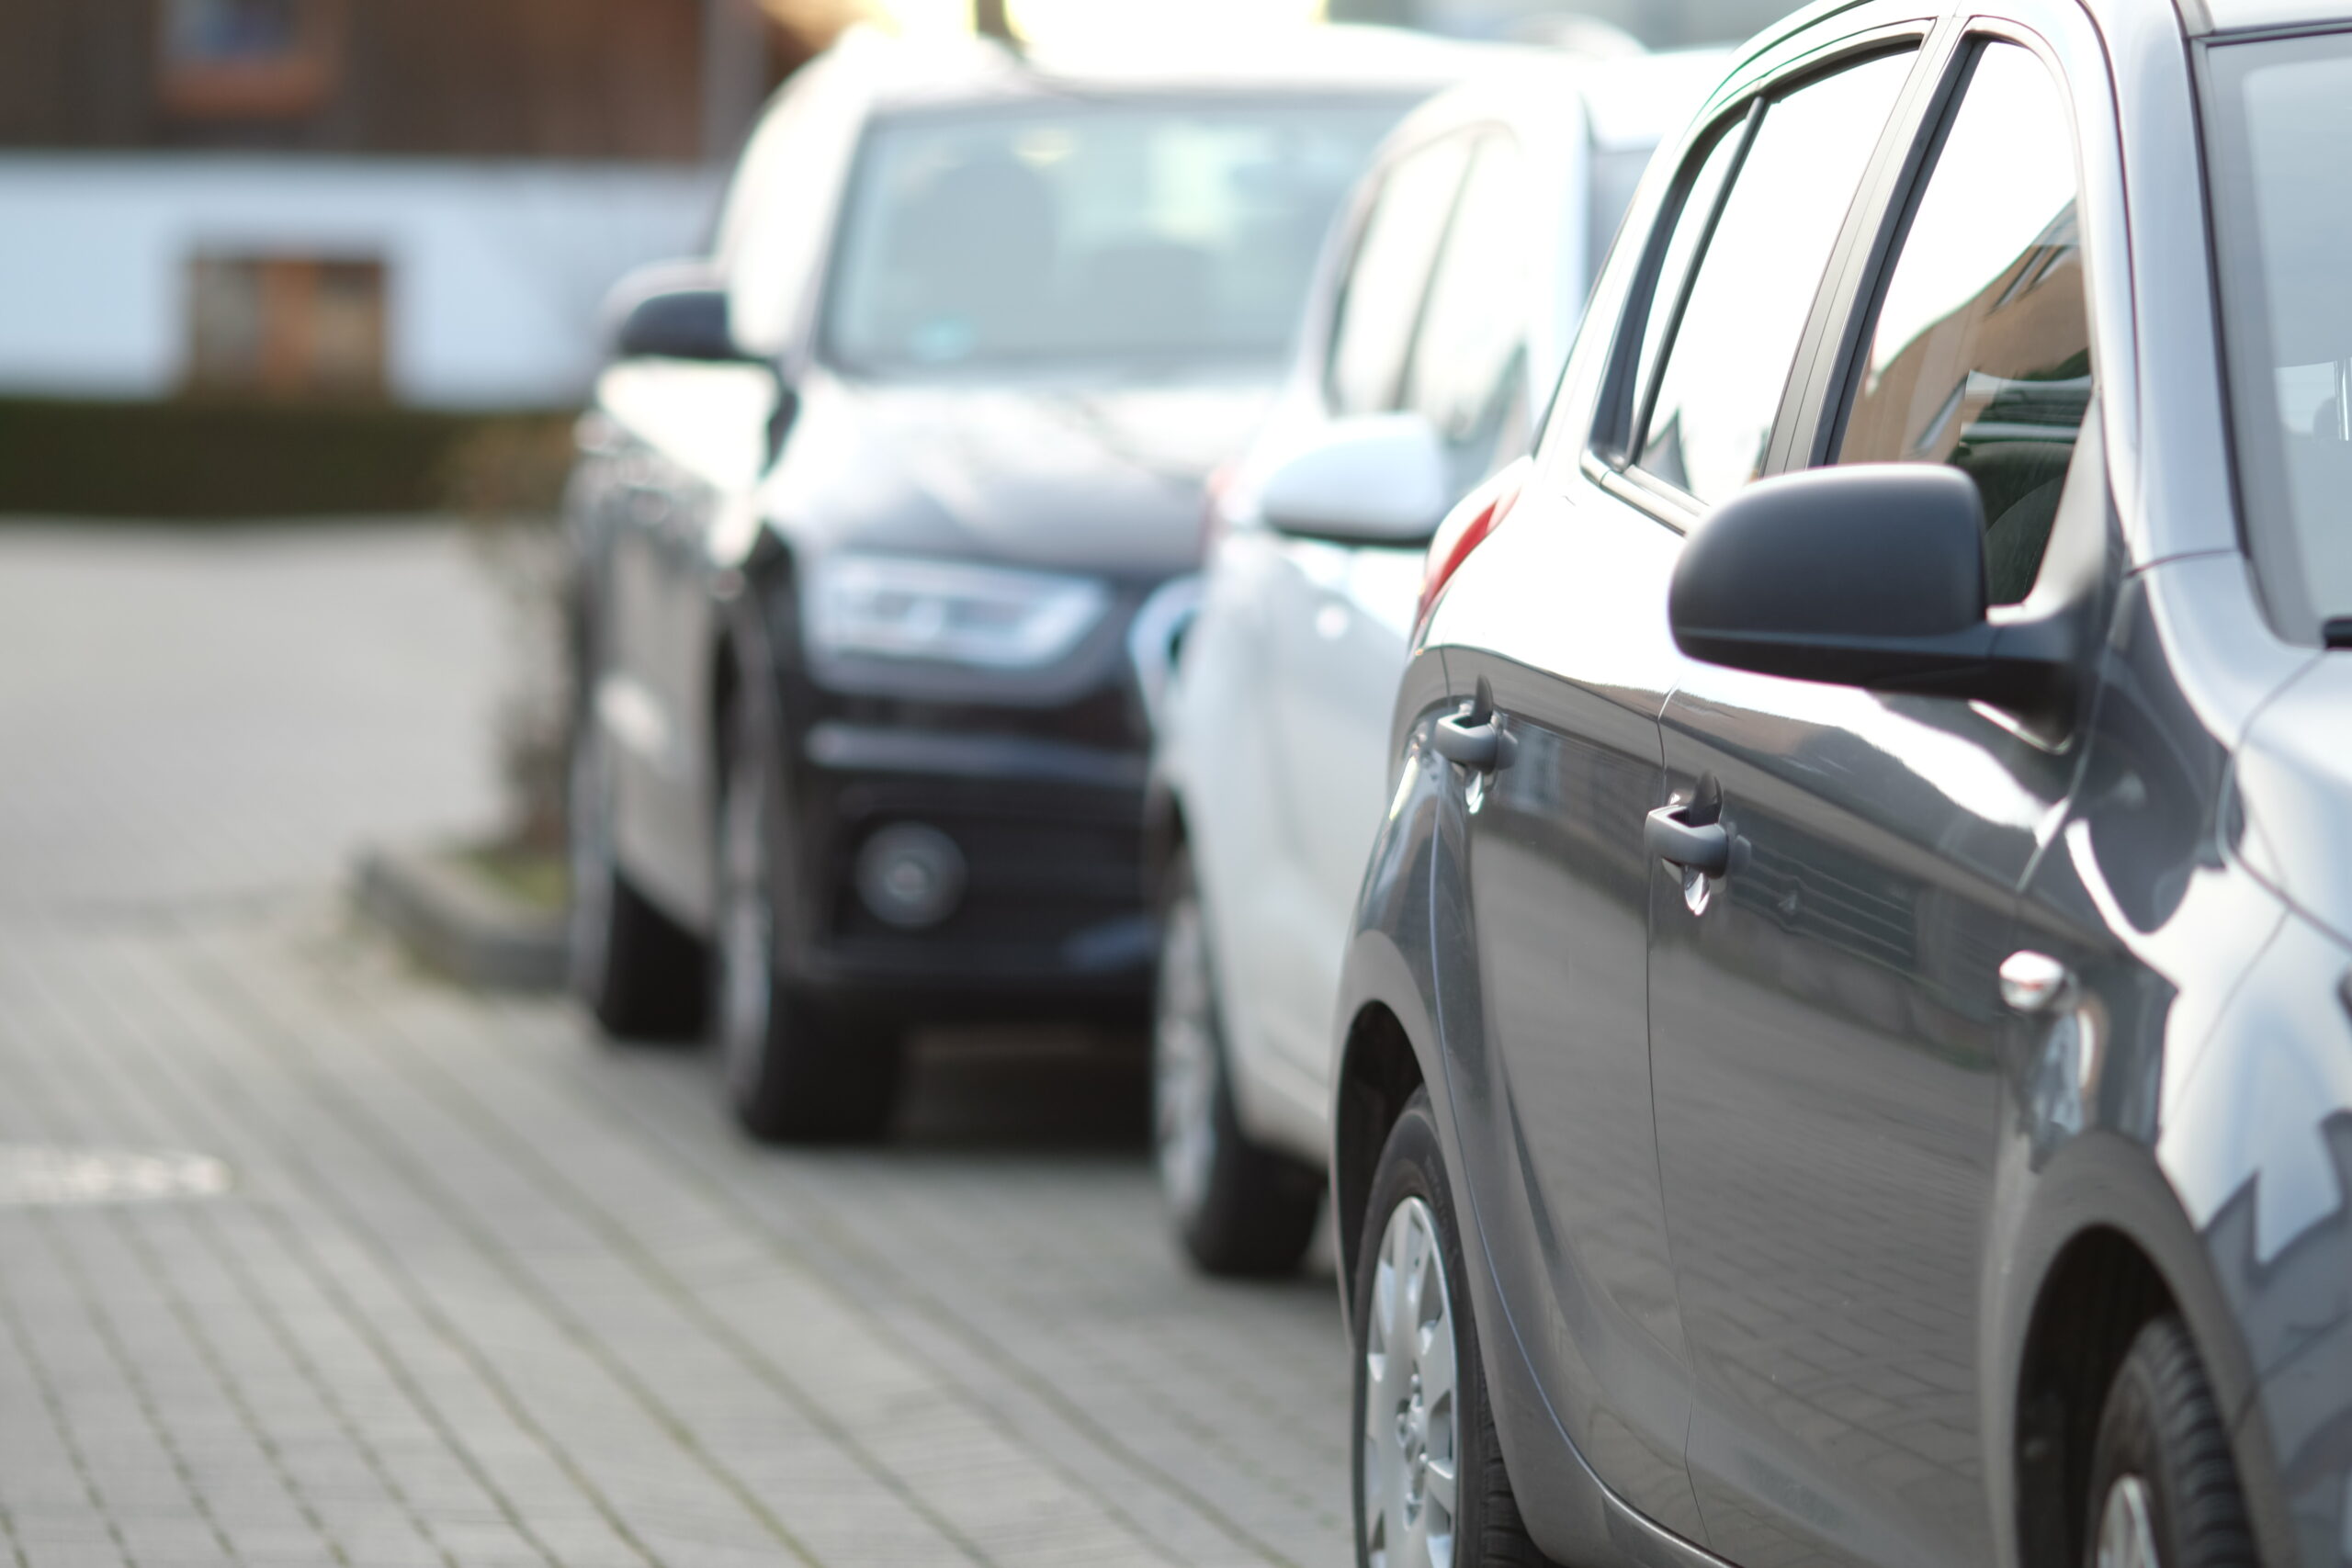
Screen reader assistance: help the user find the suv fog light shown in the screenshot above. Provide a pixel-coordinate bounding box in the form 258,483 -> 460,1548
855,823 -> 966,930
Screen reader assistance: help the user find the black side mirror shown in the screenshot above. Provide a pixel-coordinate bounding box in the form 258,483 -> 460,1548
1668,464 -> 2074,716
605,260 -> 749,364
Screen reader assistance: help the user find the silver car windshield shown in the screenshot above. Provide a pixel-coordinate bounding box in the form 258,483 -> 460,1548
2206,31 -> 2352,640
823,98 -> 1400,377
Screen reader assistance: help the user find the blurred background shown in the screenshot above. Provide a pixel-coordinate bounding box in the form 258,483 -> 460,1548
0,0 -> 1783,520
0,0 -> 1790,854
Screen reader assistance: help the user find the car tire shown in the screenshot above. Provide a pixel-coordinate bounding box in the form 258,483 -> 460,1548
713,686 -> 901,1144
2083,1314 -> 2255,1568
1151,847 -> 1323,1276
1352,1089 -> 1548,1568
568,707 -> 707,1041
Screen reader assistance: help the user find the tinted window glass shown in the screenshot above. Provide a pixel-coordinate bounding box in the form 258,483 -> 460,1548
1839,43 -> 2086,604
2206,32 -> 2352,638
1639,51 -> 1913,504
825,98 -> 1400,375
1404,134 -> 1538,491
1328,135 -> 1475,416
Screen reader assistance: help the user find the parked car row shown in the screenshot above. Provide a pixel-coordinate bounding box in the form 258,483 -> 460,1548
564,23 -> 1468,1136
563,6 -> 2352,1568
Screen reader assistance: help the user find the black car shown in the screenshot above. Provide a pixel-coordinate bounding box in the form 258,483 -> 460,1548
564,27 -> 1458,1141
1329,0 -> 2352,1563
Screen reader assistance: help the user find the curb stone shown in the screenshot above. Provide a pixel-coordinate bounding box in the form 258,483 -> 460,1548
353,845 -> 568,991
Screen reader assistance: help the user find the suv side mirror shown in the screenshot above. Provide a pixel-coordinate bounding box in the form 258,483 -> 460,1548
605,260 -> 749,364
1668,464 -> 2072,715
1259,413 -> 1452,545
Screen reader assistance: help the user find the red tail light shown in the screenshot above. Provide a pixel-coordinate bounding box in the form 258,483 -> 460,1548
1199,463 -> 1237,561
1415,457 -> 1531,636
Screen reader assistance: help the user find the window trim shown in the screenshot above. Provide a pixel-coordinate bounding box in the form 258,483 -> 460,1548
1811,23 -> 2094,470
1581,30 -> 1941,525
1587,102 -> 1758,468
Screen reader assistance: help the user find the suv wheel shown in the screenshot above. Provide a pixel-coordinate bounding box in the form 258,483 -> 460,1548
714,688 -> 900,1143
2085,1314 -> 2254,1568
1352,1089 -> 1544,1568
1152,848 -> 1322,1275
568,709 -> 705,1039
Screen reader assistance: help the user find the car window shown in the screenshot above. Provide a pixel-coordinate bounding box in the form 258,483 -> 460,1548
1636,51 -> 1915,505
1618,118 -> 1747,455
1838,42 -> 2087,605
826,99 -> 1402,375
2204,30 -> 2352,641
1327,134 -> 1475,418
1402,133 -> 1539,494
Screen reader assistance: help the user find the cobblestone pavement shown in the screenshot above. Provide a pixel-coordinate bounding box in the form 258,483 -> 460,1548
0,525 -> 1351,1568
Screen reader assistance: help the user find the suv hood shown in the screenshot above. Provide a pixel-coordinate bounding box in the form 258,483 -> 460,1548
762,371 -> 1277,583
2233,654 -> 2352,943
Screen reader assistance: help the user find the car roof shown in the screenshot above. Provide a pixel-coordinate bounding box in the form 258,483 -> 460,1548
1724,0 -> 2352,62
2176,0 -> 2352,34
824,22 -> 1505,114
1339,42 -> 1736,164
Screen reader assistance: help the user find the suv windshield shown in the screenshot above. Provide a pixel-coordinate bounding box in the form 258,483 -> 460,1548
2206,32 -> 2352,641
824,98 -> 1400,376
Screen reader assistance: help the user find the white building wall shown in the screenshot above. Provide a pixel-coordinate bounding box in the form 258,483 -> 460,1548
0,156 -> 725,409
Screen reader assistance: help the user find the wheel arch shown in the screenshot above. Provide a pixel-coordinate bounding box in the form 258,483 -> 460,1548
1996,1131 -> 2292,1568
1334,998 -> 1429,1327
2012,1224 -> 2177,1568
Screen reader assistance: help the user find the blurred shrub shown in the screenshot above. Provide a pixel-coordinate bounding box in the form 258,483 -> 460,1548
440,415 -> 582,855
0,396 -> 574,519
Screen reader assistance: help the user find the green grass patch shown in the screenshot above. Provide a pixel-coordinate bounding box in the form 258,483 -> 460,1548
456,842 -> 571,917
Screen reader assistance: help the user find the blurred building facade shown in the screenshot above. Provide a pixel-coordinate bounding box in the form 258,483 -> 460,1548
0,0 -> 810,410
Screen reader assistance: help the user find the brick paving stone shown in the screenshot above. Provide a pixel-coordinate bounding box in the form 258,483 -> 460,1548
0,525 -> 1354,1568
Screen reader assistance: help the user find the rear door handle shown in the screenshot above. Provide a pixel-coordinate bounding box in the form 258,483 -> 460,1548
1645,803 -> 1730,876
1433,707 -> 1513,773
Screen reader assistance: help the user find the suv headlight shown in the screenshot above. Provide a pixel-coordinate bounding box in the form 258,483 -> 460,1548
803,553 -> 1112,670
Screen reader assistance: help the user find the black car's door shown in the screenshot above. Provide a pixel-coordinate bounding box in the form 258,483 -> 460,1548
1644,36 -> 2109,1568
1431,44 -> 1920,1540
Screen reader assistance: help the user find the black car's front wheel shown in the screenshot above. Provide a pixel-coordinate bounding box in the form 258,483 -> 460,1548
568,707 -> 706,1041
2084,1314 -> 2255,1568
713,688 -> 901,1144
1352,1089 -> 1546,1568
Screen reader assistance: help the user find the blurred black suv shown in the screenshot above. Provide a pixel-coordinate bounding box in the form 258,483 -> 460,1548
563,26 -> 1459,1140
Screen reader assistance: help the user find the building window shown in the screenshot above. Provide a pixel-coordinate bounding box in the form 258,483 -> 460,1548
158,0 -> 340,120
187,254 -> 387,400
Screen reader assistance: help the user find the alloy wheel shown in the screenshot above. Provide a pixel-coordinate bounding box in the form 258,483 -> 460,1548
716,742 -> 775,1094
1152,893 -> 1218,1220
1362,1195 -> 1459,1568
2096,1474 -> 2161,1568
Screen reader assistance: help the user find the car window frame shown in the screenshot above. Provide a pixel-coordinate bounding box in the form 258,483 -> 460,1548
1808,24 -> 2098,474
1575,20 -> 1949,533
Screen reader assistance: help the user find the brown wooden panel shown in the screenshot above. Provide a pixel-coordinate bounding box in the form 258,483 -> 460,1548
0,0 -> 722,159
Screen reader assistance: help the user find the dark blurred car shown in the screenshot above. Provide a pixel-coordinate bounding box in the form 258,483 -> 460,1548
564,25 -> 1467,1141
1327,0 -> 2352,1564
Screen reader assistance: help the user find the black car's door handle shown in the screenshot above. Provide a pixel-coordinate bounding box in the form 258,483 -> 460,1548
1645,804 -> 1730,876
1434,708 -> 1513,773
